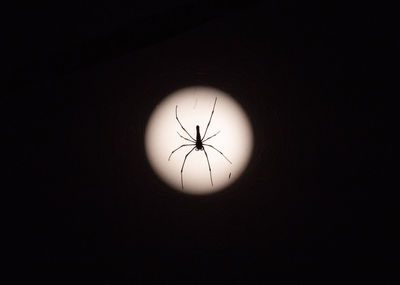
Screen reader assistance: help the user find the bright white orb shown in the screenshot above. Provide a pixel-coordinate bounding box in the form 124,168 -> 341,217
145,86 -> 253,195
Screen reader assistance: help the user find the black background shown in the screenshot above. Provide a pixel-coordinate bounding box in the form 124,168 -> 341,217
4,0 -> 395,283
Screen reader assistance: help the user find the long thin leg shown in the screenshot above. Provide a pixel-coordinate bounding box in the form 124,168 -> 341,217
203,148 -> 213,186
203,144 -> 232,164
168,144 -> 195,161
181,147 -> 196,189
202,97 -> 217,140
177,131 -> 195,143
203,130 -> 220,143
176,105 -> 196,141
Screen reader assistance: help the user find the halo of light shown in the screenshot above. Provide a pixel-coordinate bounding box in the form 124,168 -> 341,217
145,86 -> 253,195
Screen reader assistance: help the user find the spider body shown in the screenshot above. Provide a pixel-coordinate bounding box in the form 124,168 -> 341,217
195,125 -> 203,150
168,97 -> 232,189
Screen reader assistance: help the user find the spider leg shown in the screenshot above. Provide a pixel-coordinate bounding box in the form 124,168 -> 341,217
177,131 -> 195,143
202,130 -> 220,143
168,144 -> 195,161
176,105 -> 196,141
203,144 -> 232,164
203,147 -> 213,186
201,97 -> 217,140
181,146 -> 196,189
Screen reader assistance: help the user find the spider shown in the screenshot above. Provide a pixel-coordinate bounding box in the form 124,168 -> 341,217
168,97 -> 232,189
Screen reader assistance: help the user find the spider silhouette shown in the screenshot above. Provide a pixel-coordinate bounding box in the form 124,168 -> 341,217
168,97 -> 232,189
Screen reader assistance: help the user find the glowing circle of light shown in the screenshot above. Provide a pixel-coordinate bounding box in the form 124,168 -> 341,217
145,86 -> 253,195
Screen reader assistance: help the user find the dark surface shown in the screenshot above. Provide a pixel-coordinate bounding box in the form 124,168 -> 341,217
4,0 -> 395,283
